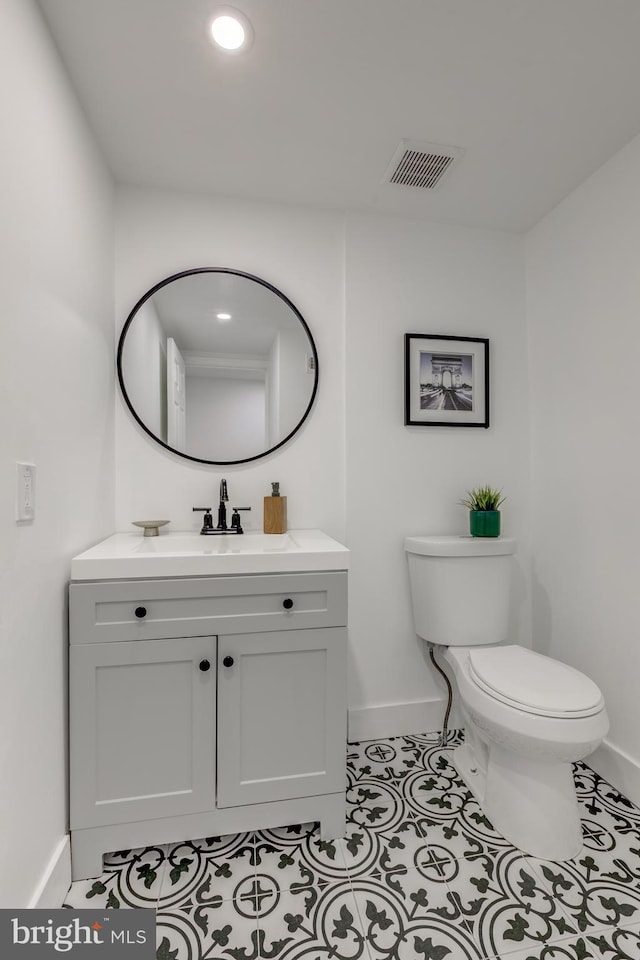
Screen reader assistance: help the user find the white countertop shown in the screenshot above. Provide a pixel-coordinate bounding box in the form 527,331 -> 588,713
71,529 -> 350,580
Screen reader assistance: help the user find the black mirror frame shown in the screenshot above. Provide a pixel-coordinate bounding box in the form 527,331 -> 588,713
116,267 -> 319,466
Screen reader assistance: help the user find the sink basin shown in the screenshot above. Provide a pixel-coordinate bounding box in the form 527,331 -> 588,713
71,529 -> 349,580
135,533 -> 296,555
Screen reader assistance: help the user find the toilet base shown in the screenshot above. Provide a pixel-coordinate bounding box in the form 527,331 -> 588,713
451,741 -> 583,861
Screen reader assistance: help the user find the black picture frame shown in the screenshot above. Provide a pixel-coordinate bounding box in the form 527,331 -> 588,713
404,333 -> 490,428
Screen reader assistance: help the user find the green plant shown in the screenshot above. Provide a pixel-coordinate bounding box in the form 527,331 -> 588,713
459,485 -> 505,512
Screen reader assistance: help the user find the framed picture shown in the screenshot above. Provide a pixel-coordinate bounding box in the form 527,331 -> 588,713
404,334 -> 489,428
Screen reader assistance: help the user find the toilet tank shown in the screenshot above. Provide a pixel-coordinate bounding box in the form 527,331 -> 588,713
404,535 -> 516,647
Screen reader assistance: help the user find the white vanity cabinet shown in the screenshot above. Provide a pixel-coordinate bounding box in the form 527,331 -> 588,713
68,569 -> 348,880
70,635 -> 217,829
216,627 -> 346,808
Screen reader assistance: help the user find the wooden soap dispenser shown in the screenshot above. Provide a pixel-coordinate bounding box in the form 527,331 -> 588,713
263,482 -> 287,534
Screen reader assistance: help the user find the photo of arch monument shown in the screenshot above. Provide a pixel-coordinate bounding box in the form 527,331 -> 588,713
419,351 -> 473,411
404,333 -> 488,428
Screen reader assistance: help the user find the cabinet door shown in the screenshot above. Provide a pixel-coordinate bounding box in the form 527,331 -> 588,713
217,628 -> 346,807
70,636 -> 216,829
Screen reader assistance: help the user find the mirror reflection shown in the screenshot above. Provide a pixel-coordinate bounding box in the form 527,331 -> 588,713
117,269 -> 318,464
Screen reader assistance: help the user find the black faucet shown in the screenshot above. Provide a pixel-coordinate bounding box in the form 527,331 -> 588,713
217,479 -> 229,530
193,479 -> 251,535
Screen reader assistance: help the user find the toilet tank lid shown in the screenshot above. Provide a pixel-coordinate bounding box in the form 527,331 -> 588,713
469,645 -> 604,715
404,535 -> 517,557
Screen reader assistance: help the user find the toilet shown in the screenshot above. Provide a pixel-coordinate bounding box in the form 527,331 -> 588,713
404,535 -> 608,861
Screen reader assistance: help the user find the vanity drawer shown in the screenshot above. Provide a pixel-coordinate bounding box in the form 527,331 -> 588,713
69,572 -> 347,643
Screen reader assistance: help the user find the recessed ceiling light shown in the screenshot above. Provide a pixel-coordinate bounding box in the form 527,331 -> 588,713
209,7 -> 253,53
216,312 -> 232,321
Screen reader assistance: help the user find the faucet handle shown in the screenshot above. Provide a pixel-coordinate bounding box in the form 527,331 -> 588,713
230,507 -> 251,533
193,507 -> 214,532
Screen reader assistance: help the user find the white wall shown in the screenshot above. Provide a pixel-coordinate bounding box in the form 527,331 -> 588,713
0,0 -> 114,906
345,214 -> 531,736
267,334 -> 280,447
115,188 -> 346,538
121,298 -> 167,441
277,325 -> 314,439
527,131 -> 640,802
115,188 -> 531,739
185,376 -> 265,462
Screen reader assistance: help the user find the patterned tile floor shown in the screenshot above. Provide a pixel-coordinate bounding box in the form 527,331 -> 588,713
64,731 -> 640,959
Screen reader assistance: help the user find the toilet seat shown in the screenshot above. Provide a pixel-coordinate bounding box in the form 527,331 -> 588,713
468,645 -> 604,718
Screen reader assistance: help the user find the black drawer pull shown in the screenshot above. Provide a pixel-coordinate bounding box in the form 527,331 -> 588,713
199,659 -> 211,672
134,606 -> 147,619
223,656 -> 234,668
282,598 -> 294,610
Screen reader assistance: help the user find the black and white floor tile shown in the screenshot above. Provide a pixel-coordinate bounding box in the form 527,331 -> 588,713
63,733 -> 640,959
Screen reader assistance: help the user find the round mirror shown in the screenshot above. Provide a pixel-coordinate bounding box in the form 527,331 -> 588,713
117,268 -> 318,465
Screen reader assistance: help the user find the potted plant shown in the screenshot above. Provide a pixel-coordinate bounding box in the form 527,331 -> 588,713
459,485 -> 505,538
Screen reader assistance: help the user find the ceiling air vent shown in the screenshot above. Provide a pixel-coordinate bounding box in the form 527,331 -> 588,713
384,140 -> 464,190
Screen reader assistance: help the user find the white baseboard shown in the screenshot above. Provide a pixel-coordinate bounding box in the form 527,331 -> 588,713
28,836 -> 71,909
348,697 -> 453,742
588,737 -> 640,809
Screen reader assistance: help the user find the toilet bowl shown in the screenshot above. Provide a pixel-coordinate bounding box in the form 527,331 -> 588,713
404,535 -> 609,861
445,644 -> 608,860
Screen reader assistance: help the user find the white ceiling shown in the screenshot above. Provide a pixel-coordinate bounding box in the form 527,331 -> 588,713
151,270 -> 306,354
36,0 -> 640,233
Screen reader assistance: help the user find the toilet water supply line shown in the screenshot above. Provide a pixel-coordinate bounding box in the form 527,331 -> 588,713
428,643 -> 453,747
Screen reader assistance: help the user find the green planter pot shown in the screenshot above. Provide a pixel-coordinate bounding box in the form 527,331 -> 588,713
469,510 -> 501,538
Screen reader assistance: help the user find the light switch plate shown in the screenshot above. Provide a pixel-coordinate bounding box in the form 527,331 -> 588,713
16,462 -> 36,522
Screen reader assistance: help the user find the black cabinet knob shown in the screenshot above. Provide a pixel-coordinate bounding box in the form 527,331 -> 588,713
199,659 -> 211,672
223,656 -> 234,668
134,606 -> 147,619
282,598 -> 294,610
